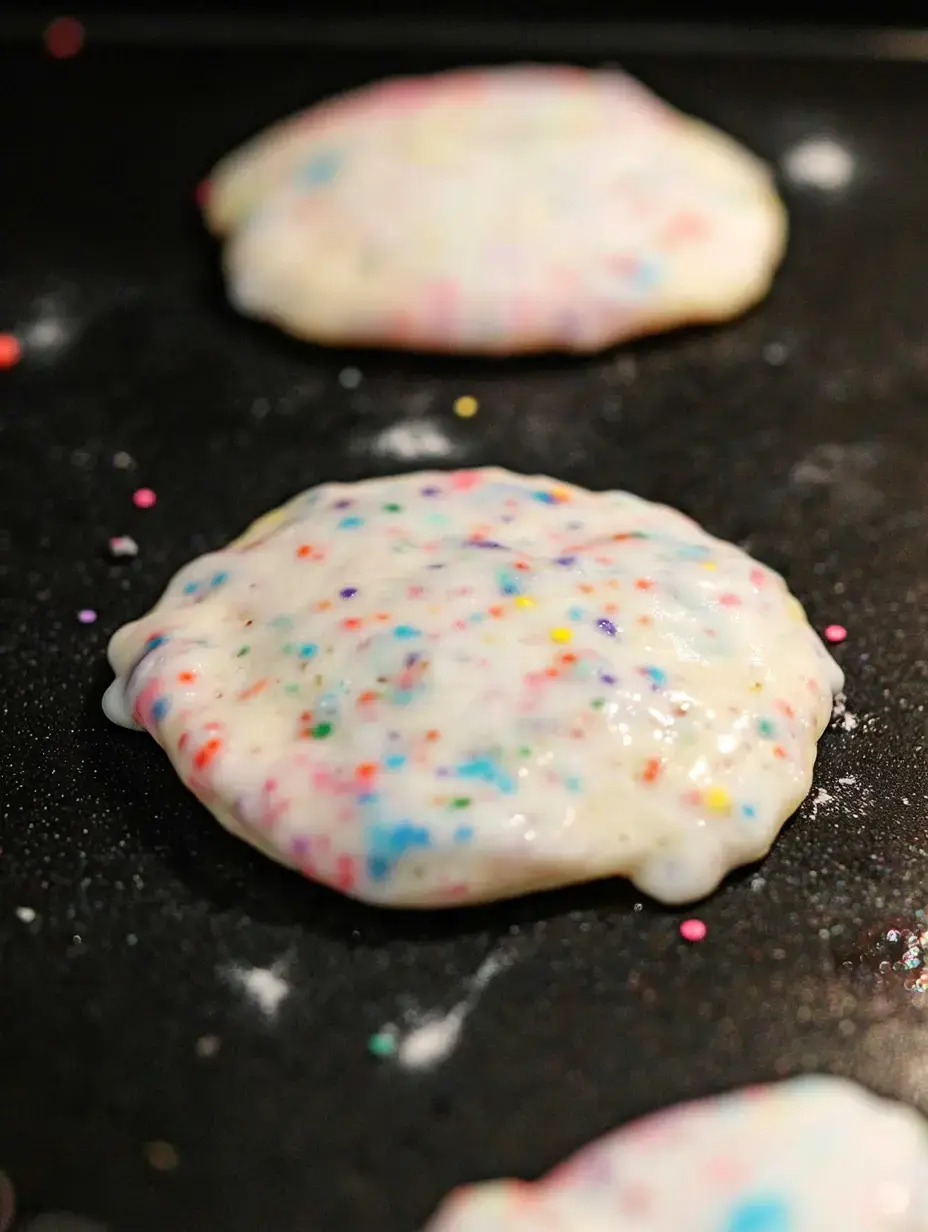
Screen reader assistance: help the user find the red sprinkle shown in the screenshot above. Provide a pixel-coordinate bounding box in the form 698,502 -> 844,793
680,918 -> 707,942
132,488 -> 157,509
0,334 -> 21,369
824,623 -> 847,644
44,16 -> 85,59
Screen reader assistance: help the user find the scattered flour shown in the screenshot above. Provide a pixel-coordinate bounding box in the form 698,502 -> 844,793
225,960 -> 291,1018
782,137 -> 855,190
368,419 -> 455,462
832,692 -> 859,732
379,948 -> 511,1071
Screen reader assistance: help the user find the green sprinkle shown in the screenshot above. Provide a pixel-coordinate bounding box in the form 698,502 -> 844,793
236,646 -> 250,657
284,682 -> 300,695
282,642 -> 295,655
451,797 -> 472,809
757,718 -> 776,738
367,1031 -> 396,1058
518,746 -> 532,758
311,722 -> 333,739
591,697 -> 605,709
383,502 -> 403,512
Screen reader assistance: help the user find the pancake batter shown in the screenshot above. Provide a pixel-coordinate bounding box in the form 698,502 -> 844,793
103,468 -> 841,907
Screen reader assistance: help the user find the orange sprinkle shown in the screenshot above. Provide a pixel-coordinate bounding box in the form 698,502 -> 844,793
642,758 -> 662,783
773,744 -> 788,760
355,762 -> 377,779
239,678 -> 268,700
578,583 -> 594,594
560,653 -> 578,665
545,667 -> 560,678
316,600 -> 332,611
375,612 -> 391,622
193,738 -> 221,771
296,544 -> 314,558
514,561 -> 530,571
425,729 -> 440,741
358,690 -> 378,705
488,605 -> 504,618
0,333 -> 22,369
177,671 -> 196,683
342,617 -> 362,630
634,578 -> 654,591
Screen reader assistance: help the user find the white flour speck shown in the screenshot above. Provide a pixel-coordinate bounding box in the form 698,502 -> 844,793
381,949 -> 511,1071
782,137 -> 855,190
763,341 -> 789,366
832,692 -> 860,732
838,776 -> 857,787
226,961 -> 291,1018
370,420 -> 454,462
338,366 -> 363,389
15,907 -> 36,923
809,787 -> 834,820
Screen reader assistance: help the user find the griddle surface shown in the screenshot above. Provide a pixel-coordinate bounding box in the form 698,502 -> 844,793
1,33 -> 927,1232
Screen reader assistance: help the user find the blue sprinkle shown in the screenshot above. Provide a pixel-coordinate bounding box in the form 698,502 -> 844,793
367,855 -> 390,882
454,825 -> 475,844
393,625 -> 421,639
183,581 -> 198,595
677,542 -> 711,560
726,1197 -> 790,1232
298,643 -> 317,659
597,618 -> 617,637
298,150 -> 341,188
211,571 -> 229,587
564,775 -> 582,793
339,515 -> 364,529
392,689 -> 415,707
151,696 -> 171,722
742,804 -> 757,819
385,754 -> 407,770
568,605 -> 583,621
643,665 -> 667,688
144,634 -> 168,651
532,490 -> 557,504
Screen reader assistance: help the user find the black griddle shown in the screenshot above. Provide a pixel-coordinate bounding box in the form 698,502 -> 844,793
1,19 -> 928,1232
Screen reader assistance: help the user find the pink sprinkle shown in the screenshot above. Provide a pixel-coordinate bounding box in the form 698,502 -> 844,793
680,918 -> 707,942
824,623 -> 847,644
133,487 -> 157,509
77,609 -> 97,624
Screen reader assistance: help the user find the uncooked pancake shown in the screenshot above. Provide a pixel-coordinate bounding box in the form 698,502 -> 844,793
103,468 -> 841,907
422,1076 -> 928,1230
203,64 -> 786,355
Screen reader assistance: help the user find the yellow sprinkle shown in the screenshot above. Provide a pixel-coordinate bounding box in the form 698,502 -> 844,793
704,785 -> 732,812
514,596 -> 536,610
701,560 -> 718,571
453,395 -> 479,419
550,627 -> 572,644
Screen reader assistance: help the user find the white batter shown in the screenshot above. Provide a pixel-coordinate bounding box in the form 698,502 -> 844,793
104,468 -> 841,907
422,1076 -> 928,1230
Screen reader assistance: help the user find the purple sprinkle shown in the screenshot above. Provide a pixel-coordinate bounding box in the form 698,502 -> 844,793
77,609 -> 97,624
555,556 -> 576,566
333,499 -> 353,509
340,587 -> 358,599
421,486 -> 440,496
466,539 -> 506,549
597,618 -> 617,637
600,673 -> 616,685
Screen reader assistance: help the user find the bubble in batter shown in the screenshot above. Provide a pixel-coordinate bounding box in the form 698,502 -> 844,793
103,468 -> 841,908
422,1076 -> 928,1231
